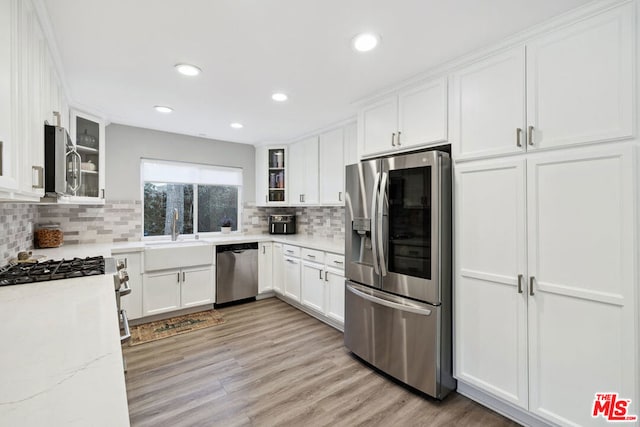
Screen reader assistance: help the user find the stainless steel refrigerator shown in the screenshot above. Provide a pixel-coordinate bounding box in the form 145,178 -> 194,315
344,149 -> 455,399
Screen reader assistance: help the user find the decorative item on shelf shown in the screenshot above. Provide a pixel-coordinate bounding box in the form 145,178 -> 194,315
77,129 -> 97,149
81,160 -> 97,171
220,217 -> 232,234
35,223 -> 64,248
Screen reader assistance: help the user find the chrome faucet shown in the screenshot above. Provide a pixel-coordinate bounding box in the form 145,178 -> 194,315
171,208 -> 179,241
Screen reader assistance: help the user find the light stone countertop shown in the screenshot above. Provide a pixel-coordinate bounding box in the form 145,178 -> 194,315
31,234 -> 345,260
0,275 -> 130,427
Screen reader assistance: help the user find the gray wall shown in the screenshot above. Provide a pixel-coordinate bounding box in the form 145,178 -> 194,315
106,124 -> 255,201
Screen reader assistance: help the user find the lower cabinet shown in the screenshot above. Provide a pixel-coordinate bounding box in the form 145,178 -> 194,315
454,144 -> 637,426
283,255 -> 301,301
272,243 -> 284,294
301,260 -> 325,313
325,267 -> 345,324
143,265 -> 214,316
258,242 -> 273,293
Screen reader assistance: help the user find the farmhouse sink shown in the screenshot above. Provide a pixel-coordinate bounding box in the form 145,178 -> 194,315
144,241 -> 214,271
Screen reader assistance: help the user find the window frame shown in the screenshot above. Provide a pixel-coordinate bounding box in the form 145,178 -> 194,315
140,159 -> 243,240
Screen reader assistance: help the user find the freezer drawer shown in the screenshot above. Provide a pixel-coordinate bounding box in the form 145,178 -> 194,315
344,281 -> 454,399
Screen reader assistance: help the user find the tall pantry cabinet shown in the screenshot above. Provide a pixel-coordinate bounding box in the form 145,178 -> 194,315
451,2 -> 638,427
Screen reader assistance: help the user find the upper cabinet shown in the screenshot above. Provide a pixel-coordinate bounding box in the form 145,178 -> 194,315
359,77 -> 448,158
0,0 -> 18,195
319,127 -> 344,205
289,136 -> 319,205
450,47 -> 526,160
69,109 -> 106,201
256,145 -> 288,206
452,3 -> 633,161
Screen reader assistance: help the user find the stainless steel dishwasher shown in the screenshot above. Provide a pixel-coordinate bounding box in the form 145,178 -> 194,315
216,242 -> 259,304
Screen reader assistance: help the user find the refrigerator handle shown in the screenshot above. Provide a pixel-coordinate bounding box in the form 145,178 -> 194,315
347,284 -> 432,316
371,172 -> 381,275
377,171 -> 388,277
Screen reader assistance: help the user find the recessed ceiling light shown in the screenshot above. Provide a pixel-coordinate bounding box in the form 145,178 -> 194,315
352,33 -> 380,52
272,92 -> 288,102
230,122 -> 244,129
153,105 -> 173,113
175,63 -> 201,76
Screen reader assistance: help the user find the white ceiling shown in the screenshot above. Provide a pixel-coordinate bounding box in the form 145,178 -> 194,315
43,0 -> 591,145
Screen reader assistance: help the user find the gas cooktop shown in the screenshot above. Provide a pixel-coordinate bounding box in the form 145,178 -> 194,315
0,256 -> 106,286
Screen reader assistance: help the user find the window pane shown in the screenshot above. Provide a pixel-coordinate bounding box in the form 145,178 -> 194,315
143,183 -> 194,236
198,185 -> 239,232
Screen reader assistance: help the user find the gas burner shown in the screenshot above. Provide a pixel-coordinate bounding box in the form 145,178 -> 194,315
0,256 -> 106,286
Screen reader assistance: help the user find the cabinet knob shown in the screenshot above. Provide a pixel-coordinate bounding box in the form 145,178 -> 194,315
516,128 -> 523,148
391,132 -> 396,147
397,131 -> 401,146
528,125 -> 535,146
529,276 -> 535,295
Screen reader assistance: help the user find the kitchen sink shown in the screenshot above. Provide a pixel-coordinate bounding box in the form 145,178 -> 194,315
144,241 -> 214,270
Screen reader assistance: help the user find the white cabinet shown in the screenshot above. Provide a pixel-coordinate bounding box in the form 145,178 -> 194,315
359,77 -> 447,158
181,266 -> 215,308
324,259 -> 345,325
272,243 -> 284,294
452,3 -> 633,161
112,251 -> 143,320
359,96 -> 398,156
319,128 -> 345,205
525,4 -> 633,150
289,137 -> 319,205
454,145 -> 637,426
451,47 -> 526,161
454,158 -> 528,408
143,265 -> 214,316
258,242 -> 273,293
283,255 -> 301,302
69,109 -> 106,202
256,146 -> 288,206
0,0 -> 18,195
301,261 -> 325,313
143,270 -> 181,316
343,122 -> 358,166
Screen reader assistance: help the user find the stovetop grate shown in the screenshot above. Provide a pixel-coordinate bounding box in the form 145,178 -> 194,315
0,256 -> 105,286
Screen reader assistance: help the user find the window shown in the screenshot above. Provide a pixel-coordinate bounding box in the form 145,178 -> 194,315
141,159 -> 242,237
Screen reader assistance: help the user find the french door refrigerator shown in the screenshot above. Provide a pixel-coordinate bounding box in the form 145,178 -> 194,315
344,149 -> 455,399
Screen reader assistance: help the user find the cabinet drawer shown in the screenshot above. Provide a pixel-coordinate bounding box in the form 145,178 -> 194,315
301,248 -> 324,263
283,245 -> 301,258
325,253 -> 345,270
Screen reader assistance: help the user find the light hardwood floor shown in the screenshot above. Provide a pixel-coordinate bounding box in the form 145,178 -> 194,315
123,298 -> 519,427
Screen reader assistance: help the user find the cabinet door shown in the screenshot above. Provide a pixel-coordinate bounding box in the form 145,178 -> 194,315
343,122 -> 358,166
325,267 -> 344,324
301,261 -> 325,313
255,146 -> 268,206
143,270 -> 181,316
454,157 -> 528,408
114,252 -> 143,320
258,242 -> 273,293
359,95 -> 398,157
0,0 -> 18,192
526,4 -> 633,151
398,77 -> 447,149
283,256 -> 301,301
272,243 -> 284,294
526,146 -> 636,426
181,266 -> 215,307
451,46 -> 526,160
289,137 -> 319,205
319,128 -> 344,205
69,109 -> 105,201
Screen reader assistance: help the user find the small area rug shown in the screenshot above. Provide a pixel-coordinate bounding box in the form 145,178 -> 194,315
129,309 -> 225,346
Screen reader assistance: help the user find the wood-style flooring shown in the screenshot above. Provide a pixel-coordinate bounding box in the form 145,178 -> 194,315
123,298 -> 519,427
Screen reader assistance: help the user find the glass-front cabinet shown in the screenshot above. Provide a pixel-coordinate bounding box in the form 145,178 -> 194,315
69,109 -> 105,202
256,145 -> 287,206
